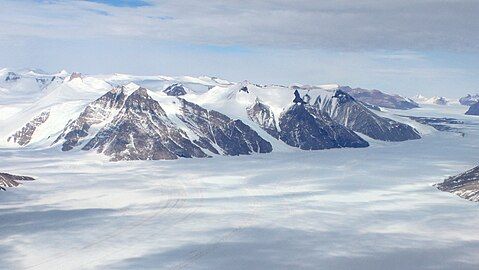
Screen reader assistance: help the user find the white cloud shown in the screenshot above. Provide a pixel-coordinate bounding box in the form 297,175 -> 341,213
1,0 -> 479,51
1,0 -> 479,97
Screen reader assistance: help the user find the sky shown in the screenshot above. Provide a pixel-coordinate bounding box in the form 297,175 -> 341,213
1,0 -> 479,97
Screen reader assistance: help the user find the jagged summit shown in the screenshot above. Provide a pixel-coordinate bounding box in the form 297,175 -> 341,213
278,102 -> 369,150
163,83 -> 189,96
292,90 -> 305,104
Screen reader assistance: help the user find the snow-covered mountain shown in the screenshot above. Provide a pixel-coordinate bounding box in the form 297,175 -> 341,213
0,68 -> 67,103
459,94 -> 479,106
162,83 -> 192,96
412,95 -> 450,105
317,90 -> 421,141
339,86 -> 419,110
0,68 -> 424,161
54,85 -> 272,160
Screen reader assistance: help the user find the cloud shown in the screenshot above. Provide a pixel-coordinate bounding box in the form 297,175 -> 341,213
1,0 -> 479,52
84,0 -> 151,7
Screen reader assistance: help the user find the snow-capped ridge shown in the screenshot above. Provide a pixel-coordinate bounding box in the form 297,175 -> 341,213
0,68 -> 425,160
412,94 -> 450,105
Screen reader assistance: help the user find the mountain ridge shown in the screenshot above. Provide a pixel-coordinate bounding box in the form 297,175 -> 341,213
0,68 -> 425,161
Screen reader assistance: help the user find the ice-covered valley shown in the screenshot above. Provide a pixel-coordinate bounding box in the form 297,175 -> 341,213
1,69 -> 479,270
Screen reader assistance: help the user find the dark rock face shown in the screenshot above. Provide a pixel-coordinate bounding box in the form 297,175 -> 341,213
177,98 -> 273,155
459,94 -> 479,106
318,90 -> 421,142
278,103 -> 369,150
293,90 -> 305,104
340,86 -> 419,110
465,102 -> 479,116
435,166 -> 479,202
5,72 -> 20,82
8,111 -> 50,146
54,87 -> 127,151
163,83 -> 187,96
246,99 -> 279,139
83,88 -> 208,161
0,173 -> 35,191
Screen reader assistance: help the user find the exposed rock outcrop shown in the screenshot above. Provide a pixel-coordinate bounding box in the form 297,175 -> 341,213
8,111 -> 50,146
246,99 -> 279,139
465,102 -> 479,116
0,173 -> 35,191
69,72 -> 82,81
277,103 -> 369,150
5,72 -> 20,82
177,98 -> 273,155
54,87 -> 127,151
436,165 -> 479,202
83,88 -> 208,161
163,83 -> 188,96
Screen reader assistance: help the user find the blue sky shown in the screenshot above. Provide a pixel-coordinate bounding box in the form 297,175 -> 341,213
1,0 -> 479,97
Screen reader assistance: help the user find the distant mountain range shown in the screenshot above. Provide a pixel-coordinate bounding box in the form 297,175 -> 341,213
412,95 -> 450,105
339,86 -> 419,110
0,68 -> 426,161
459,94 -> 479,106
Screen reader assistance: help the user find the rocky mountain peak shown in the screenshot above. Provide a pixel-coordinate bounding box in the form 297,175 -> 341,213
68,72 -> 82,81
278,103 -> 369,150
124,87 -> 167,116
5,72 -> 21,82
459,94 -> 479,106
293,90 -> 305,104
333,89 -> 355,104
163,83 -> 188,96
247,98 -> 279,139
318,90 -> 421,141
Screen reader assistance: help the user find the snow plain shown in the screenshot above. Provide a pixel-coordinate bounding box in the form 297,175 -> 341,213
1,102 -> 479,270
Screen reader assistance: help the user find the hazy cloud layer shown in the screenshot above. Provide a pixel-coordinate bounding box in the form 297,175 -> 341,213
1,0 -> 478,51
1,0 -> 479,96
